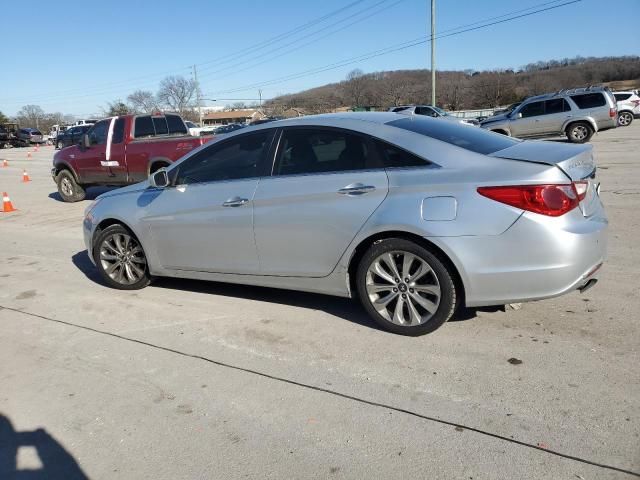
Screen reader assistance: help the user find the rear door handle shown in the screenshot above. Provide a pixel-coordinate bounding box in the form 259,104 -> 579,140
338,183 -> 376,196
222,196 -> 249,207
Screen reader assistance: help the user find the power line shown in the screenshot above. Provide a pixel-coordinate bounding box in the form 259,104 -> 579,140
1,0 -> 367,106
208,0 -> 581,96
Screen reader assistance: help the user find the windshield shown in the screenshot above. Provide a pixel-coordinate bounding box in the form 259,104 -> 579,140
432,106 -> 448,116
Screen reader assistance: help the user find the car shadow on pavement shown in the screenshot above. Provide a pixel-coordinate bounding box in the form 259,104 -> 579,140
0,413 -> 88,480
71,250 -> 482,331
48,186 -> 119,203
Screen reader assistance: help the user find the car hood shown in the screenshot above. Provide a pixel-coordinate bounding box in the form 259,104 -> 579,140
98,180 -> 150,200
481,113 -> 509,125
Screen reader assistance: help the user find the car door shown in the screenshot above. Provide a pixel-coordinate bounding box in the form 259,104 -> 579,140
73,119 -> 111,182
510,101 -> 545,137
541,98 -> 571,134
253,127 -> 388,277
140,129 -> 276,273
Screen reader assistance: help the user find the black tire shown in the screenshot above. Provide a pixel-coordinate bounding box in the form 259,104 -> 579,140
149,161 -> 170,175
93,224 -> 151,290
56,169 -> 86,202
617,111 -> 633,127
566,121 -> 594,143
356,238 -> 456,336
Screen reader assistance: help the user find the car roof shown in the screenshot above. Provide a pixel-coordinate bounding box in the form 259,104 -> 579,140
266,111 -> 407,127
524,86 -> 611,103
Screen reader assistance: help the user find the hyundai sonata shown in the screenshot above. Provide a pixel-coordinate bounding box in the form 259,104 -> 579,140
83,112 -> 607,335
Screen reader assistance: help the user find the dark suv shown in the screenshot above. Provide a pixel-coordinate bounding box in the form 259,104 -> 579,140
17,128 -> 45,145
55,125 -> 92,149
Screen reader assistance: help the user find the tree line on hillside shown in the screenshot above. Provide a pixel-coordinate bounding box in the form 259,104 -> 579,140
264,56 -> 640,114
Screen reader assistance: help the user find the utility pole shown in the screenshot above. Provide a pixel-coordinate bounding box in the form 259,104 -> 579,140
193,64 -> 203,126
258,89 -> 263,111
430,0 -> 436,106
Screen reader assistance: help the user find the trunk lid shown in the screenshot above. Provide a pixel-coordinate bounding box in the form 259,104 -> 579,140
489,140 -> 600,217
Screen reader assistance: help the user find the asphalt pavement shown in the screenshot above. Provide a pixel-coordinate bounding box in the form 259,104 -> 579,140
0,126 -> 638,479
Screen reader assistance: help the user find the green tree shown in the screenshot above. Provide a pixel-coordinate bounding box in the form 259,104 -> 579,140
0,110 -> 9,124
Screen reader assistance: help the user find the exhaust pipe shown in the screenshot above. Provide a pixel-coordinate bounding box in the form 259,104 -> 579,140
579,278 -> 598,293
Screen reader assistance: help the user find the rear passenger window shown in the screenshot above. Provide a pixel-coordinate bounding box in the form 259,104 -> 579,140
134,116 -> 155,138
614,93 -> 631,101
152,116 -> 169,135
375,140 -> 430,168
112,117 -> 125,144
167,115 -> 187,134
544,98 -> 570,114
571,93 -> 606,109
274,129 -> 377,176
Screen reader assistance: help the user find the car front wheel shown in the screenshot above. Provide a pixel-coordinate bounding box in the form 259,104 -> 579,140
56,170 -> 86,202
93,225 -> 151,290
356,238 -> 457,336
618,111 -> 633,127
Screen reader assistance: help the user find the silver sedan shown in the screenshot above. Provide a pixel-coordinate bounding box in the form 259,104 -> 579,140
83,112 -> 607,335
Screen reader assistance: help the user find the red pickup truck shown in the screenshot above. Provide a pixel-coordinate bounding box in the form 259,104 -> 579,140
52,113 -> 212,202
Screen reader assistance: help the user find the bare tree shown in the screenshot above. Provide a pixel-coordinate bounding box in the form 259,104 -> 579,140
103,100 -> 132,116
231,102 -> 247,110
343,69 -> 369,107
16,105 -> 46,128
127,90 -> 158,113
157,76 -> 197,114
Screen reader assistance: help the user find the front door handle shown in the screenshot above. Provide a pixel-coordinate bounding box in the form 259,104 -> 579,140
338,183 -> 376,196
222,196 -> 249,207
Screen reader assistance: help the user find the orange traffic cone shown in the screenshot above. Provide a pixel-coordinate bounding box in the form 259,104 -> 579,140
35,145 -> 39,152
22,170 -> 31,182
2,159 -> 7,167
27,152 -> 32,159
2,192 -> 17,212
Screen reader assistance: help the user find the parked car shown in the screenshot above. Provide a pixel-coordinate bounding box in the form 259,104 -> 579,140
480,87 -> 618,143
389,105 -> 479,126
49,124 -> 69,145
82,112 -> 606,336
55,125 -> 92,149
0,125 -> 8,149
185,121 -> 213,137
17,128 -> 45,145
613,90 -> 640,126
51,113 -> 213,202
213,123 -> 246,135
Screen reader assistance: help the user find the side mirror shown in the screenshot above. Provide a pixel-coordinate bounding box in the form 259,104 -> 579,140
149,168 -> 170,188
81,134 -> 91,149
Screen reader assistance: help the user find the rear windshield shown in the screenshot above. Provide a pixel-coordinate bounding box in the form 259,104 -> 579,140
614,93 -> 632,101
570,93 -> 606,109
388,116 -> 519,155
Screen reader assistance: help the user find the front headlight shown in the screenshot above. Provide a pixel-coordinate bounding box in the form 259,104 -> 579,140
84,198 -> 102,221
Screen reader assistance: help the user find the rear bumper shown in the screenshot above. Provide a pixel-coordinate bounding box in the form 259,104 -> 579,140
436,204 -> 608,307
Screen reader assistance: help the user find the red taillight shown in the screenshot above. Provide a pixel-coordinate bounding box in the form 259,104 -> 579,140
477,184 -> 581,217
573,180 -> 588,201
609,108 -> 617,118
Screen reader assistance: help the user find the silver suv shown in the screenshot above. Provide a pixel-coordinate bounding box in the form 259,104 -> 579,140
480,87 -> 618,143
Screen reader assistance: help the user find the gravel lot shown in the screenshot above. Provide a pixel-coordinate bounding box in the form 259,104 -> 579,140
0,125 -> 638,479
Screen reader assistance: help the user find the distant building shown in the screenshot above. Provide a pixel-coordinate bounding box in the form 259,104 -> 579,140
202,109 -> 265,126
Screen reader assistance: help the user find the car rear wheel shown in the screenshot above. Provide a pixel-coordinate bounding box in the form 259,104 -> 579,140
93,225 -> 151,290
566,122 -> 593,143
56,140 -> 63,149
356,238 -> 456,336
56,169 -> 86,202
618,111 -> 633,127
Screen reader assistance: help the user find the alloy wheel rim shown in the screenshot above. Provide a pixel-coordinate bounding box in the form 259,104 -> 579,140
99,233 -> 146,285
365,251 -> 441,326
573,125 -> 588,140
61,178 -> 73,197
619,113 -> 631,126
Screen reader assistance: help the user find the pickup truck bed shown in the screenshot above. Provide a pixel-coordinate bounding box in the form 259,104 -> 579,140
52,113 -> 213,202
